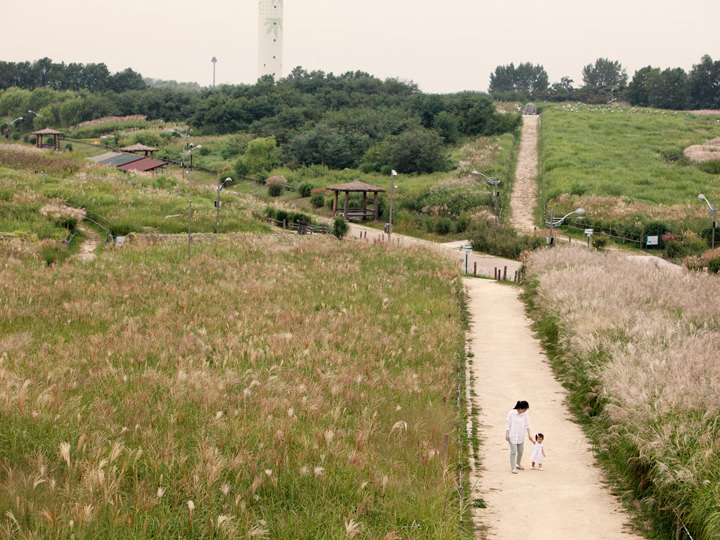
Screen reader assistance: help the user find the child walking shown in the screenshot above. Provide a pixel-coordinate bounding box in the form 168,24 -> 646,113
530,433 -> 545,470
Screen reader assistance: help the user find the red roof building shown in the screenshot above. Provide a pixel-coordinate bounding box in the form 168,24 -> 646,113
116,157 -> 168,173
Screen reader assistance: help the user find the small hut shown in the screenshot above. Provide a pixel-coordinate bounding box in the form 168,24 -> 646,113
32,128 -> 64,151
118,143 -> 159,158
326,179 -> 386,220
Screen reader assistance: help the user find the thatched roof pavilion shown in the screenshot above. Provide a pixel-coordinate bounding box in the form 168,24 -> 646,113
118,143 -> 159,157
326,179 -> 386,220
32,128 -> 64,151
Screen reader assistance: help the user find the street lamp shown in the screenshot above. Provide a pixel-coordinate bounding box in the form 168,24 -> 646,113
387,170 -> 397,241
27,109 -> 43,117
211,57 -> 217,89
216,177 -> 233,234
698,193 -> 717,250
472,169 -> 501,220
546,207 -> 585,245
3,117 -> 22,138
170,129 -> 201,258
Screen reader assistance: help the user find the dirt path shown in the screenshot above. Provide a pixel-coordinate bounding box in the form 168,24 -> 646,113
75,224 -> 101,262
465,278 -> 643,539
343,223 -> 522,279
509,115 -> 539,233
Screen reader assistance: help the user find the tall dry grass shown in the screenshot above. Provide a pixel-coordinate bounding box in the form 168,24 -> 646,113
525,246 -> 720,538
0,234 -> 467,539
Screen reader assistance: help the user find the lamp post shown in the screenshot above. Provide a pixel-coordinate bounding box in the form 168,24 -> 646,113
211,57 -> 217,89
27,109 -> 43,117
472,169 -> 501,220
170,129 -> 201,259
216,177 -> 233,234
387,169 -> 397,241
546,207 -> 585,245
4,117 -> 22,137
698,193 -> 717,250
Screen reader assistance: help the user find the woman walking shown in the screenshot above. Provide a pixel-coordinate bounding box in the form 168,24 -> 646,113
505,400 -> 534,474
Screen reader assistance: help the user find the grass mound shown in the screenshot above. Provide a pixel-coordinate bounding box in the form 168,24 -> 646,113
524,246 -> 720,539
0,236 -> 468,539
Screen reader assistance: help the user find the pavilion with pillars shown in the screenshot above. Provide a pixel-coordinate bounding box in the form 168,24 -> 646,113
326,179 -> 386,221
32,128 -> 64,151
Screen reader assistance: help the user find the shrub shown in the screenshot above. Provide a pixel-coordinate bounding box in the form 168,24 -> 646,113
310,193 -> 325,208
275,209 -> 289,224
683,256 -> 705,271
469,220 -> 544,259
591,234 -> 608,250
333,217 -> 349,239
436,217 -> 452,235
298,182 -> 313,197
65,143 -> 73,152
708,256 -> 720,274
263,206 -> 276,219
268,183 -> 283,197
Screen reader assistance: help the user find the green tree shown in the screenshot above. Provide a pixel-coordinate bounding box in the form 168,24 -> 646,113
489,62 -> 549,95
647,68 -> 688,110
582,58 -> 627,91
235,136 -> 280,178
627,66 -> 660,106
388,127 -> 448,174
688,55 -> 720,109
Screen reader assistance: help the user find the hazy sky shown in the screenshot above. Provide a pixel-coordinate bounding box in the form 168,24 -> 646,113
1,0 -> 718,94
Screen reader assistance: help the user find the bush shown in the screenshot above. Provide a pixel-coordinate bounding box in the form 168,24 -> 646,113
275,209 -> 289,224
683,256 -> 705,271
264,206 -> 276,219
469,220 -> 544,259
298,182 -> 313,197
333,217 -> 349,239
65,143 -> 73,152
698,160 -> 720,175
591,234 -> 608,250
310,193 -> 325,208
708,256 -> 720,274
436,217 -> 452,235
268,183 -> 283,197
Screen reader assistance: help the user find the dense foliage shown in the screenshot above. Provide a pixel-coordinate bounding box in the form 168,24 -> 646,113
490,55 -> 720,109
1,62 -> 520,174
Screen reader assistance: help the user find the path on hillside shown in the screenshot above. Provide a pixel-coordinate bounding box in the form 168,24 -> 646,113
343,222 -> 522,279
509,115 -> 540,233
464,278 -> 643,539
75,224 -> 101,262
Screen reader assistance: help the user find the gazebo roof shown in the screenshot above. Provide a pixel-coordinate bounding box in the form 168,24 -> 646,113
325,179 -> 386,193
119,143 -> 159,152
32,128 -> 64,135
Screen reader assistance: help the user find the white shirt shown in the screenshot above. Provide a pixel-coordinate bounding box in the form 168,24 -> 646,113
505,409 -> 530,444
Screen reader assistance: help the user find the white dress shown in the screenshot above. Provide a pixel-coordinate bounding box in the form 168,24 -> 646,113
530,442 -> 544,463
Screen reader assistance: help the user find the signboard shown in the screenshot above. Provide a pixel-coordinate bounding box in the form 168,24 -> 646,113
461,244 -> 472,252
584,229 -> 594,236
646,235 -> 659,246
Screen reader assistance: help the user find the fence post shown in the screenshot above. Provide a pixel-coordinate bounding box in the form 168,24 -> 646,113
473,261 -> 477,276
503,266 -> 507,280
282,219 -> 286,229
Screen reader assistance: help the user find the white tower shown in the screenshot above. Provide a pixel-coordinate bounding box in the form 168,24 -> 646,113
258,0 -> 283,79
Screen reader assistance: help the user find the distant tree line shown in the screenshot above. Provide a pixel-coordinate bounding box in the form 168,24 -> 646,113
0,57 -> 146,93
489,55 -> 720,110
0,61 -> 521,174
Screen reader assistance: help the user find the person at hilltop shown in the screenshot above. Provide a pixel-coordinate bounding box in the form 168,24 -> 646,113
505,400 -> 534,474
530,432 -> 546,471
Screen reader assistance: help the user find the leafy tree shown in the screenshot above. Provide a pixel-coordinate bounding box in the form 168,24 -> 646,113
489,62 -> 549,95
688,55 -> 720,109
283,126 -> 370,169
582,58 -> 627,91
387,127 -> 448,174
235,136 -> 280,178
433,111 -> 460,144
647,68 -> 688,110
627,66 -> 660,106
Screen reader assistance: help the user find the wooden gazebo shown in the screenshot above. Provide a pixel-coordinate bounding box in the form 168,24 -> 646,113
32,128 -> 64,151
326,179 -> 386,220
118,143 -> 159,157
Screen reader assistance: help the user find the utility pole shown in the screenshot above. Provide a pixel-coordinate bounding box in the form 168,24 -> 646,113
211,57 -> 217,89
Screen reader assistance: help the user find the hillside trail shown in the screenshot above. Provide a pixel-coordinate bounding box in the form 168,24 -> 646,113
464,278 -> 644,539
509,114 -> 540,234
74,224 -> 101,262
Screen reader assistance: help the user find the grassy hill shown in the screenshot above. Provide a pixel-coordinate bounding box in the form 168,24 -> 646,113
0,234 -> 469,539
